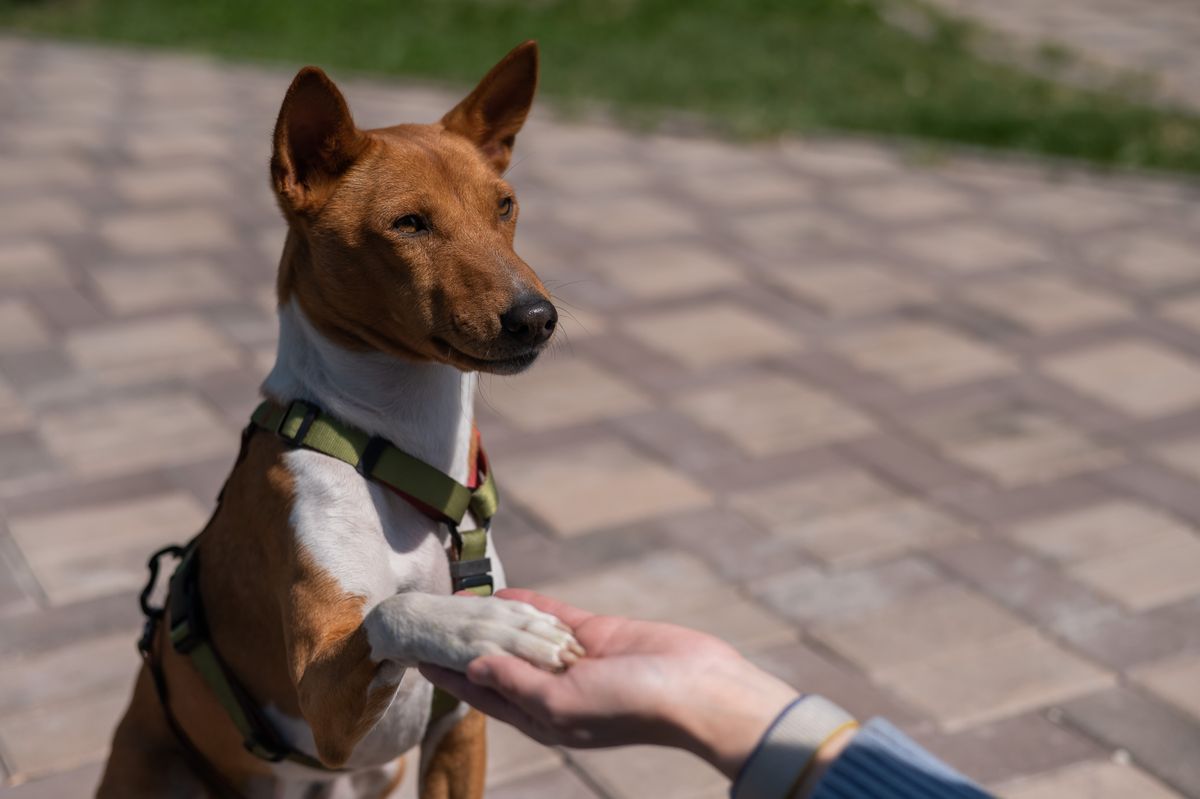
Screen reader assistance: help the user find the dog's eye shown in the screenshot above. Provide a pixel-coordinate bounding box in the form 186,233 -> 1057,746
498,196 -> 514,220
392,214 -> 429,235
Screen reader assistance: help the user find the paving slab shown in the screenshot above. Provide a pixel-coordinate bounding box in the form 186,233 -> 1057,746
0,31 -> 1199,797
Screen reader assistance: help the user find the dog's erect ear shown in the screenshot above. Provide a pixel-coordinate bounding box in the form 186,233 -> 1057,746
441,41 -> 539,173
271,67 -> 366,214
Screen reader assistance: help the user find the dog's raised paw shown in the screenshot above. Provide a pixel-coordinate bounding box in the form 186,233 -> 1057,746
464,599 -> 585,672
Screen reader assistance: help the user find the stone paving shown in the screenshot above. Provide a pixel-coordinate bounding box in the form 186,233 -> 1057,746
923,0 -> 1200,110
1,34 -> 1200,799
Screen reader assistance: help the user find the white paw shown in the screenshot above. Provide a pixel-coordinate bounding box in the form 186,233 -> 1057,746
454,599 -> 585,672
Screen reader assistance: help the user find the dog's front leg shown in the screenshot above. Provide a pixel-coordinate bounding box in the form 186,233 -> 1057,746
364,592 -> 584,672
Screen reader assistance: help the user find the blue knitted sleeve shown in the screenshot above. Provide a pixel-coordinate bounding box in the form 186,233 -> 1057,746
810,718 -> 994,799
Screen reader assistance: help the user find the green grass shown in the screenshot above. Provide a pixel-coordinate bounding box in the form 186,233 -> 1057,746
4,0 -> 1200,172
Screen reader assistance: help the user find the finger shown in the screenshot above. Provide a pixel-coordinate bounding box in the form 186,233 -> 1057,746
419,663 -> 475,693
468,653 -> 562,715
418,663 -> 553,742
495,588 -> 593,628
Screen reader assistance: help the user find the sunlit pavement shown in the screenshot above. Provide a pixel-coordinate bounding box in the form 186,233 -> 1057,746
1,36 -> 1199,798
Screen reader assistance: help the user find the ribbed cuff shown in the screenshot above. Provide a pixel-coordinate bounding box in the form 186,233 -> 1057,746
731,695 -> 857,799
809,718 -> 993,799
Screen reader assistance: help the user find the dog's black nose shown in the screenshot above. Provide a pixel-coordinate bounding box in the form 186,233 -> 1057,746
500,298 -> 557,346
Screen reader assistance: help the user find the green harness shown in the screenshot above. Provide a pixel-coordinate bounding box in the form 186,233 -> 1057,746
138,398 -> 499,785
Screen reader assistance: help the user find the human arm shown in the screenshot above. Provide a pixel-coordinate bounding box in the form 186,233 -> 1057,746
420,589 -> 991,799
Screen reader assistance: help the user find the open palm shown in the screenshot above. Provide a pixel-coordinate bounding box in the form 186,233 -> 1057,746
419,588 -> 747,749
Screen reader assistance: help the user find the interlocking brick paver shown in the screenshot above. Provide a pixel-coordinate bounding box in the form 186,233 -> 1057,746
842,180 -> 970,223
677,374 -> 873,456
571,746 -> 725,799
1011,501 -> 1200,611
997,186 -> 1138,234
964,275 -> 1131,335
769,261 -> 933,318
114,164 -> 235,205
0,591 -> 141,659
832,321 -> 1016,391
1163,294 -> 1200,335
0,156 -> 92,191
813,585 -> 1027,674
996,761 -> 1184,799
1062,687 -> 1200,798
593,243 -> 743,300
0,633 -> 133,715
679,168 -> 811,208
1010,501 -> 1190,564
777,499 -> 970,567
1134,654 -> 1200,724
65,314 -> 242,385
878,628 -> 1113,731
502,440 -> 710,537
3,32 -> 1200,796
750,640 -> 926,728
485,720 -> 564,786
0,765 -> 101,797
0,241 -> 69,288
781,141 -> 903,179
913,713 -> 1106,786
731,468 -> 899,525
752,557 -> 946,625
1044,340 -> 1200,419
1071,534 -> 1200,612
90,259 -> 236,315
735,206 -> 862,253
485,767 -> 601,799
557,196 -> 697,242
37,391 -> 234,479
481,356 -> 648,432
535,550 -> 795,651
0,689 -> 130,781
908,397 -> 1120,486
625,301 -> 801,369
99,207 -> 237,256
125,129 -> 233,162
0,300 -> 50,352
8,492 -> 209,605
895,222 -> 1049,273
0,197 -> 86,238
1095,234 -> 1200,291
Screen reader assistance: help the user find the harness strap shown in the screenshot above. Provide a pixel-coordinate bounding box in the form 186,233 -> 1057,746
250,400 -> 498,530
139,546 -> 248,799
166,544 -> 332,770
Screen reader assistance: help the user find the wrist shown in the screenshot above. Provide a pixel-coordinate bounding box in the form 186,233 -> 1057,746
667,656 -> 800,778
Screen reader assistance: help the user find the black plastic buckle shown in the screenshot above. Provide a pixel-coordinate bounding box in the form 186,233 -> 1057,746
138,544 -> 186,655
139,544 -> 186,619
357,435 -> 388,478
280,400 -> 319,445
451,563 -> 494,594
168,553 -> 206,655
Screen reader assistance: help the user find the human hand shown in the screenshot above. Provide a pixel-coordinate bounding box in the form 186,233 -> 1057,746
419,589 -> 798,777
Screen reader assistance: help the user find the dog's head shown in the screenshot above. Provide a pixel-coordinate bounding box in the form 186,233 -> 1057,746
270,42 -> 554,375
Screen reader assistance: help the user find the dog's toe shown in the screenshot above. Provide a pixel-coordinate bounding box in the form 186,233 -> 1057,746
482,600 -> 585,671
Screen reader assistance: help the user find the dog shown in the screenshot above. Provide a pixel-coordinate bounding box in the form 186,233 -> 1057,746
97,41 -> 583,799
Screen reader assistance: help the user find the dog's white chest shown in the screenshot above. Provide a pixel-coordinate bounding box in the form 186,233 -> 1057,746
270,447 -> 502,772
285,447 -> 454,601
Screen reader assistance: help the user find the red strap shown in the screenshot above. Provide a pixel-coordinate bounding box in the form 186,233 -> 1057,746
468,426 -> 485,490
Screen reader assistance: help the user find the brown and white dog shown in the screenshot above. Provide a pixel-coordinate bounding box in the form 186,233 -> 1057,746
98,41 -> 583,799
